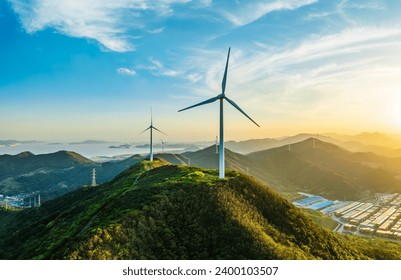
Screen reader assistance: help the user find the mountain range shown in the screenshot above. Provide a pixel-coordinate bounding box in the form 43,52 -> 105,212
0,159 -> 367,260
247,138 -> 401,200
0,151 -> 142,200
226,132 -> 401,157
3,133 -> 401,202
2,156 -> 401,259
158,138 -> 401,200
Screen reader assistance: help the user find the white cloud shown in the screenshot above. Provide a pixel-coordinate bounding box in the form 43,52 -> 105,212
116,67 -> 136,76
236,27 -> 401,85
8,0 -> 189,52
198,0 -> 212,6
340,0 -> 385,11
148,27 -> 164,34
161,69 -> 180,77
305,11 -> 338,20
149,58 -> 163,69
220,0 -> 318,26
140,58 -> 182,77
186,73 -> 202,83
7,0 -> 319,52
247,28 -> 401,119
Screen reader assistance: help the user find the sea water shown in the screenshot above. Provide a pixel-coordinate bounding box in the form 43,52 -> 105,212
0,142 -> 175,160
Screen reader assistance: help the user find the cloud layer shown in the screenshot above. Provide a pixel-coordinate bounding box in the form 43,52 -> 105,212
8,0 -> 317,52
8,0 -> 190,52
116,67 -> 136,76
219,0 -> 318,26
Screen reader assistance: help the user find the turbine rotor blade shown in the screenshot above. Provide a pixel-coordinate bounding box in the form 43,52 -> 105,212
178,95 -> 221,112
225,97 -> 260,127
221,47 -> 231,95
153,126 -> 168,136
136,127 -> 151,137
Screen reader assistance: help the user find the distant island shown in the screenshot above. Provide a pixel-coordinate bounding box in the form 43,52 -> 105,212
69,140 -> 113,145
109,144 -> 132,149
0,140 -> 40,147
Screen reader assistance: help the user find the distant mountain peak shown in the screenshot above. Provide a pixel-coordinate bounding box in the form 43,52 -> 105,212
352,132 -> 401,147
355,131 -> 390,139
52,150 -> 93,164
16,151 -> 35,157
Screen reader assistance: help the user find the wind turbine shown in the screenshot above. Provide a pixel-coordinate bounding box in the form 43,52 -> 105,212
178,48 -> 260,178
160,139 -> 167,153
137,109 -> 167,162
182,154 -> 190,166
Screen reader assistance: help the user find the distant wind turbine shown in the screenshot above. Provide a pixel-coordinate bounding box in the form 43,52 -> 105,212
178,48 -> 260,178
161,139 -> 167,153
181,154 -> 190,166
313,134 -> 318,148
137,108 -> 167,162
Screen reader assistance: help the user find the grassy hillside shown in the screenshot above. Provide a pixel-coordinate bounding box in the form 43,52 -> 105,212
340,234 -> 401,260
0,159 -> 367,260
301,209 -> 338,231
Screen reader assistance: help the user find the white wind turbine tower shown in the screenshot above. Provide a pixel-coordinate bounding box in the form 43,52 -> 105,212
179,48 -> 260,179
215,136 -> 218,154
137,109 -> 167,162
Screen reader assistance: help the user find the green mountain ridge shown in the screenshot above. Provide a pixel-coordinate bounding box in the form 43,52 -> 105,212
0,151 -> 142,200
248,138 -> 401,199
0,159 -> 367,260
3,136 -> 401,202
173,138 -> 401,200
0,150 -> 93,180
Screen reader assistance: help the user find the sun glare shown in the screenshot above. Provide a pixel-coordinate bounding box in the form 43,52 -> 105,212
388,88 -> 401,129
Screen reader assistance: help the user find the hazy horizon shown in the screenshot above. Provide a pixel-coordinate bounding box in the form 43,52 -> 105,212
1,130 -> 401,144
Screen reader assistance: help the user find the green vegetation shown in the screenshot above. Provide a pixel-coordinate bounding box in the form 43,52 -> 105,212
0,159 -> 369,260
0,206 -> 20,213
248,139 -> 401,200
0,151 -> 141,200
301,209 -> 338,231
281,192 -> 303,201
340,234 -> 401,260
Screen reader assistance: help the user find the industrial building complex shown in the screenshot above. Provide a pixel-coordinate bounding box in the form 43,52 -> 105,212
293,193 -> 401,241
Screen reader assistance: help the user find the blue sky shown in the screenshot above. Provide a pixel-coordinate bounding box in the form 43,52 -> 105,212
1,0 -> 401,142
